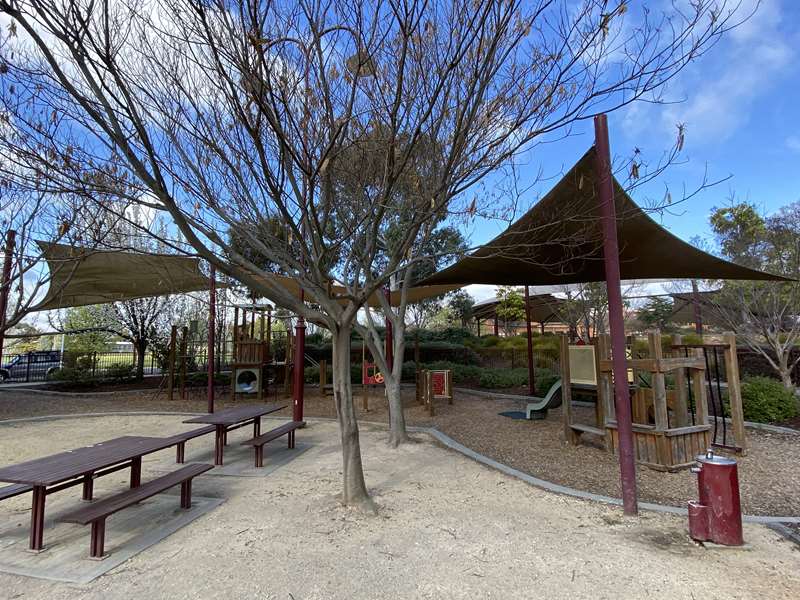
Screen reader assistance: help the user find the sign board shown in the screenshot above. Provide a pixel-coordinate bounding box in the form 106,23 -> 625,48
362,362 -> 384,385
430,370 -> 449,398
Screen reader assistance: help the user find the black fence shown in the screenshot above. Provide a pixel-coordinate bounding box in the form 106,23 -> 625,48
0,350 -> 163,383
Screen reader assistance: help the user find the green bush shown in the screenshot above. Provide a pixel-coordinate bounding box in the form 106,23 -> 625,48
106,362 -> 135,382
185,371 -> 231,386
534,367 -> 559,396
736,377 -> 798,423
50,366 -> 96,387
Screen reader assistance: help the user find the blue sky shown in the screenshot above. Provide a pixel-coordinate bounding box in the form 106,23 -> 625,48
468,0 -> 799,252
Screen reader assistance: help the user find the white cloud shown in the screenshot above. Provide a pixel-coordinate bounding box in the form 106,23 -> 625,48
623,0 -> 793,144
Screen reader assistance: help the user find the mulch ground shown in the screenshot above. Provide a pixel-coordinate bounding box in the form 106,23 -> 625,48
1,383 -> 798,517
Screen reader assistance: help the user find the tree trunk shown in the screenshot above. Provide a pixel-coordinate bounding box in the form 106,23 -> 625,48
386,323 -> 410,447
778,354 -> 795,392
135,339 -> 147,381
331,323 -> 374,511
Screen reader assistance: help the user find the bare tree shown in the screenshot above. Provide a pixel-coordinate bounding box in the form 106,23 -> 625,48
0,0 -> 745,507
707,201 -> 800,390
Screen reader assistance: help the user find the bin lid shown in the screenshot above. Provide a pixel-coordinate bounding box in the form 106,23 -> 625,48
696,449 -> 737,465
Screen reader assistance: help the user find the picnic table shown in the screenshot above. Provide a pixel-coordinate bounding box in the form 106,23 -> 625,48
0,435 -> 181,551
183,403 -> 287,466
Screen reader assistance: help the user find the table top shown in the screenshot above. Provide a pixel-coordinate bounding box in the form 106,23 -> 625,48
183,403 -> 287,426
0,436 -> 178,487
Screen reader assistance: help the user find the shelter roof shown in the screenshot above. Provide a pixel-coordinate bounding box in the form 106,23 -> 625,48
420,148 -> 788,287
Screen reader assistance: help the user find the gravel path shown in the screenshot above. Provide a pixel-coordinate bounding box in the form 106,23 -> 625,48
2,385 -> 798,516
0,415 -> 798,599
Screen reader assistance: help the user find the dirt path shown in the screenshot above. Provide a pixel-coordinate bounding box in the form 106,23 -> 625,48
1,385 -> 798,516
0,415 -> 798,599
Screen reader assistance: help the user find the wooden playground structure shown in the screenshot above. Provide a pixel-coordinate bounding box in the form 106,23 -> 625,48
560,330 -> 746,471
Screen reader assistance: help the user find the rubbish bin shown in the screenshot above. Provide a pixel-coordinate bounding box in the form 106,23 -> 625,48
687,449 -> 744,546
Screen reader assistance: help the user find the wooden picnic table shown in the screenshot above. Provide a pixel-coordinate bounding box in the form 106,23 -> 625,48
183,403 -> 287,466
0,435 -> 180,551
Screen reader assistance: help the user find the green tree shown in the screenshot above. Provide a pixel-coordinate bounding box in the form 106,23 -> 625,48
61,306 -> 115,355
448,290 -> 475,329
708,201 -> 800,390
638,297 -> 676,332
495,287 -> 525,336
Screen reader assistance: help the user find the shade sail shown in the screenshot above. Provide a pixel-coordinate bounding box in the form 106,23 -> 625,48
33,243 -> 212,311
34,242 -> 461,312
420,148 -> 788,287
473,294 -> 566,323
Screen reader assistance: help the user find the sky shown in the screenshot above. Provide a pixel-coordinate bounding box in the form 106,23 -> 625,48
464,0 -> 800,303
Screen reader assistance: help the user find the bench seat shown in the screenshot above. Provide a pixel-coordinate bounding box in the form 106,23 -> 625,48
166,425 -> 216,463
241,421 -> 304,467
0,483 -> 32,501
58,463 -> 213,557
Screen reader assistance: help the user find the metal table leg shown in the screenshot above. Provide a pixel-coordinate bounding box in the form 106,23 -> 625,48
29,485 -> 46,551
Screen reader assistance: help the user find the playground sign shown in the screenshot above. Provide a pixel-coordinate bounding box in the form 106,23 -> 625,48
430,370 -> 450,398
362,362 -> 384,385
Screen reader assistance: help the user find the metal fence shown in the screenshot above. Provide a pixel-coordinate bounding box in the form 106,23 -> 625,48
0,350 -> 163,383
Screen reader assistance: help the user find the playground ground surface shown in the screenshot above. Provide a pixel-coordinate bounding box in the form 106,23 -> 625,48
0,413 -> 798,599
0,385 -> 799,517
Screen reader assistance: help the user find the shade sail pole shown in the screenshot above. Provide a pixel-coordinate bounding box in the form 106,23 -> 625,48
0,230 -> 16,360
594,114 -> 638,516
524,285 -> 535,396
691,279 -> 703,334
207,265 -> 216,413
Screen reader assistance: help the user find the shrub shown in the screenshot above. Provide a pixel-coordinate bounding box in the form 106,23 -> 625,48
534,367 -> 559,396
106,362 -> 135,382
49,366 -> 96,387
186,371 -> 231,386
737,376 -> 798,423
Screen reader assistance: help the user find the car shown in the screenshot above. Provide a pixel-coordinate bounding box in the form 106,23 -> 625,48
0,351 -> 63,382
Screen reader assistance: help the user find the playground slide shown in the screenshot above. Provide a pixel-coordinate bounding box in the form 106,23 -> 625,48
525,380 -> 563,420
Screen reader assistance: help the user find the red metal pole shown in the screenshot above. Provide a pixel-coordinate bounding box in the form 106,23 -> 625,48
292,292 -> 306,422
0,230 -> 16,360
594,114 -> 638,516
524,285 -> 535,396
384,287 -> 393,375
691,279 -> 703,335
207,265 -> 216,413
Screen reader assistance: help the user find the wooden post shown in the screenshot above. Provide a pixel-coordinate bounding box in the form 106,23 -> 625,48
231,306 -> 239,403
559,334 -> 577,444
425,370 -> 434,416
692,279 -> 703,334
672,334 -> 689,427
167,325 -> 177,401
597,334 -> 614,449
524,285 -> 536,396
692,348 -> 709,426
447,370 -> 454,405
723,332 -> 748,454
179,326 -> 188,400
649,331 -> 669,431
319,358 -> 327,391
362,383 -> 369,412
284,328 -> 293,396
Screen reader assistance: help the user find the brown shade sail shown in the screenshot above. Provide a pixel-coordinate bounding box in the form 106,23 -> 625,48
420,147 -> 788,287
34,242 -> 461,312
33,242 -> 212,311
473,294 -> 566,324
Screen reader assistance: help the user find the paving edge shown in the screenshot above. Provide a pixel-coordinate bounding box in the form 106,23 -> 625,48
0,412 -> 796,523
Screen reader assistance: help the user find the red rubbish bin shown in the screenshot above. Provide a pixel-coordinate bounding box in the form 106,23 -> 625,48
687,449 -> 744,546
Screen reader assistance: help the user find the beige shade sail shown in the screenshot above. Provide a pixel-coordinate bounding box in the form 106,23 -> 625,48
33,242 -> 213,311
34,242 -> 461,312
420,147 -> 789,287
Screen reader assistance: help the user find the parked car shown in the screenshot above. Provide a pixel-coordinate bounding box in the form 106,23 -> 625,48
0,351 -> 63,382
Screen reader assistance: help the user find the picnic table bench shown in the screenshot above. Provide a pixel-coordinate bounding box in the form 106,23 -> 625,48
183,403 -> 287,466
242,421 -> 304,467
58,463 -> 213,558
0,435 -> 190,551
